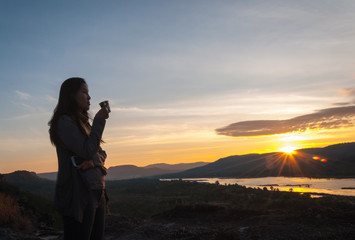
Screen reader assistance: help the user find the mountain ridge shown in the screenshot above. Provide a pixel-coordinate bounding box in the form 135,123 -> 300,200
37,162 -> 210,181
7,142 -> 355,182
160,142 -> 355,179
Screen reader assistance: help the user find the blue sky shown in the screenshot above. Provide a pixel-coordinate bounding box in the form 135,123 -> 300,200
1,0 -> 355,173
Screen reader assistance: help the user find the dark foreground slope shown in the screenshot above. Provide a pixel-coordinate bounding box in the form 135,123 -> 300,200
105,179 -> 355,240
1,174 -> 354,239
0,174 -> 61,239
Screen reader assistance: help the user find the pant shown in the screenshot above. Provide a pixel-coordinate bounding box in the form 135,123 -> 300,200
62,189 -> 106,240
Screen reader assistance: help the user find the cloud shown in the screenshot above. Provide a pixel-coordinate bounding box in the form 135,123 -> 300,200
15,90 -> 31,100
46,95 -> 57,103
216,105 -> 355,137
335,88 -> 355,105
340,88 -> 355,97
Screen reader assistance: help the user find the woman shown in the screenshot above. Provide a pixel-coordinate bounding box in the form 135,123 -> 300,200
48,77 -> 109,240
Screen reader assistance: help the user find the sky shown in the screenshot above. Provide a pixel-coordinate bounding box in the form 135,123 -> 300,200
1,0 -> 355,173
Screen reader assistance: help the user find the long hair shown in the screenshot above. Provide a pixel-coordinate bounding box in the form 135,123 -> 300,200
48,77 -> 91,146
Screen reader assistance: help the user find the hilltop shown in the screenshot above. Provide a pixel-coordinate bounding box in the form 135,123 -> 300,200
3,170 -> 55,199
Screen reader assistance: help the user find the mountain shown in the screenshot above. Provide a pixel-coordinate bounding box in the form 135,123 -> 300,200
37,171 -> 58,181
38,162 -> 210,181
106,165 -> 175,180
106,162 -> 210,180
145,162 -> 208,171
161,142 -> 355,179
18,142 -> 355,181
3,170 -> 55,199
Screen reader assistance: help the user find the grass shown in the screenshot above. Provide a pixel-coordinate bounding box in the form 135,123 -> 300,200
0,176 -> 61,231
0,192 -> 33,231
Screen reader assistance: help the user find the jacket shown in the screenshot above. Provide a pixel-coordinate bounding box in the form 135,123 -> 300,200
54,114 -> 106,222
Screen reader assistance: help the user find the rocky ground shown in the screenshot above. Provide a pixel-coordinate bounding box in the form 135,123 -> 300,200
103,202 -> 355,240
2,202 -> 354,240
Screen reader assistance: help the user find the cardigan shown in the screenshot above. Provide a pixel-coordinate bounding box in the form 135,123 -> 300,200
54,114 -> 106,222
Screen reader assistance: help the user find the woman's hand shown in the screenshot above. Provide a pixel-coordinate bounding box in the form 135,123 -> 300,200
78,160 -> 95,170
95,107 -> 109,119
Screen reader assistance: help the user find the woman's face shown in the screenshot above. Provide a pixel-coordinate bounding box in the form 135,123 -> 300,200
76,83 -> 91,112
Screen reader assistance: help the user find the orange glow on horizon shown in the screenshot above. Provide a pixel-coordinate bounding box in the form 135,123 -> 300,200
279,146 -> 297,154
2,124 -> 353,173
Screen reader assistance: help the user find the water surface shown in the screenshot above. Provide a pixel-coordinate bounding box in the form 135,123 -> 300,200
162,177 -> 355,197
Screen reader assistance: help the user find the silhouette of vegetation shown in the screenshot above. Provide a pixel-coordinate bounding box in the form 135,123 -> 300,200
0,174 -> 61,231
0,193 -> 33,231
106,178 -> 355,218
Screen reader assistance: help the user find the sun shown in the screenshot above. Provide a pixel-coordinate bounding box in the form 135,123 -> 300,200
279,146 -> 297,154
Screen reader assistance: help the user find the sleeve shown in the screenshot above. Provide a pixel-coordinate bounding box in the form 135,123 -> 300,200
57,115 -> 106,160
98,148 -> 107,162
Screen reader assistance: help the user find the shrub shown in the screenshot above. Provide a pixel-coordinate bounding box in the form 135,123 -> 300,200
0,193 -> 33,231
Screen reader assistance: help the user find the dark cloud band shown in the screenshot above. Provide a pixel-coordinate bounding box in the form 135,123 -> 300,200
216,105 -> 355,137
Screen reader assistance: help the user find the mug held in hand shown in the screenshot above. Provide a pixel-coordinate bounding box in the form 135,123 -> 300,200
99,100 -> 111,113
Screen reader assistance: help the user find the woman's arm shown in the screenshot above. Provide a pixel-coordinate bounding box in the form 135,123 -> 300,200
57,115 -> 106,160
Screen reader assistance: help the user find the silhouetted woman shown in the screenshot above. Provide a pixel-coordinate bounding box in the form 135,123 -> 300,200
48,77 -> 109,240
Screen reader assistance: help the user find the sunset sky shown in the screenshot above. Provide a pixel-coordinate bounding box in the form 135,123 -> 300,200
1,0 -> 355,174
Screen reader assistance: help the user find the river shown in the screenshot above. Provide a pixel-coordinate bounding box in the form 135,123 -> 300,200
161,177 -> 355,197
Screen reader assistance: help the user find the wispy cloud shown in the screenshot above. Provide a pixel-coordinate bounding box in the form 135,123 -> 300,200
335,88 -> 355,105
15,90 -> 31,100
46,95 -> 57,103
340,88 -> 355,97
216,105 -> 355,137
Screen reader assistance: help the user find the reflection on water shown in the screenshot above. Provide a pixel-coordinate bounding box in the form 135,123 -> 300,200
161,177 -> 355,197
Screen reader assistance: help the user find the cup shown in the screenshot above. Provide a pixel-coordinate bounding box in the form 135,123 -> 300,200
99,100 -> 111,113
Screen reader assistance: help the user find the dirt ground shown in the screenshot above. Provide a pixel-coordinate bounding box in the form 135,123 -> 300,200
104,204 -> 355,240
1,205 -> 353,240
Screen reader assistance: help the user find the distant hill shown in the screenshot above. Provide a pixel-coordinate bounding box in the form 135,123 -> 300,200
161,142 -> 355,179
3,170 -> 55,199
106,162 -> 209,180
106,165 -> 175,180
145,162 -> 208,171
38,162 -> 210,181
12,142 -> 355,182
37,171 -> 58,181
